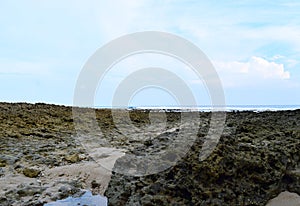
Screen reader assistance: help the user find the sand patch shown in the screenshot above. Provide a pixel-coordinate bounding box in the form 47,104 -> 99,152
266,191 -> 300,206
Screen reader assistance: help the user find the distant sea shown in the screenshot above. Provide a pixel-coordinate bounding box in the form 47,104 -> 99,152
95,105 -> 300,112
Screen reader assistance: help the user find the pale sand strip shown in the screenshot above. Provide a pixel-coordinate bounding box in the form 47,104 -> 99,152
0,147 -> 125,205
266,191 -> 300,206
42,147 -> 126,195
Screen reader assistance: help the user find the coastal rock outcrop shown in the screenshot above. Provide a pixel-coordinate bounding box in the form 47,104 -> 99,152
0,103 -> 299,205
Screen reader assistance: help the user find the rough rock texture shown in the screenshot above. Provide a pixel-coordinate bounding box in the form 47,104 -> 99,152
0,103 -> 100,205
23,167 -> 41,178
105,110 -> 300,205
0,102 -> 299,205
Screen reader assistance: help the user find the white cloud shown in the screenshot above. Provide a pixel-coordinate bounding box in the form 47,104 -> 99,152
250,56 -> 290,79
214,56 -> 290,88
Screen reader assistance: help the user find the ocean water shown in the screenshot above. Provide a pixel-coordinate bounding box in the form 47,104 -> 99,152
97,105 -> 300,112
45,191 -> 107,206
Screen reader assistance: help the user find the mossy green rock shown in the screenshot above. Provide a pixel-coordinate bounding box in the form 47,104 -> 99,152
23,167 -> 41,178
65,154 -> 80,163
0,159 -> 6,167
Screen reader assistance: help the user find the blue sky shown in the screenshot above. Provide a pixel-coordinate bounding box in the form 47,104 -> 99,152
1,0 -> 300,106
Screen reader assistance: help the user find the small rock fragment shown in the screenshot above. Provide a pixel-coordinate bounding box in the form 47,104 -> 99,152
65,154 -> 80,163
23,167 -> 41,178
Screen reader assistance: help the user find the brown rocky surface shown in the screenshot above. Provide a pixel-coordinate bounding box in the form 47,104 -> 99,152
0,102 -> 299,205
105,110 -> 300,205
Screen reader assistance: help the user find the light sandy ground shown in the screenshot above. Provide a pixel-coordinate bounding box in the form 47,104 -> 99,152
42,147 -> 126,195
266,191 -> 300,206
0,147 -> 125,205
87,147 -> 126,173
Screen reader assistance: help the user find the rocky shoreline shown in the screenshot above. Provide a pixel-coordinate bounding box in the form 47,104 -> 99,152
0,102 -> 299,205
